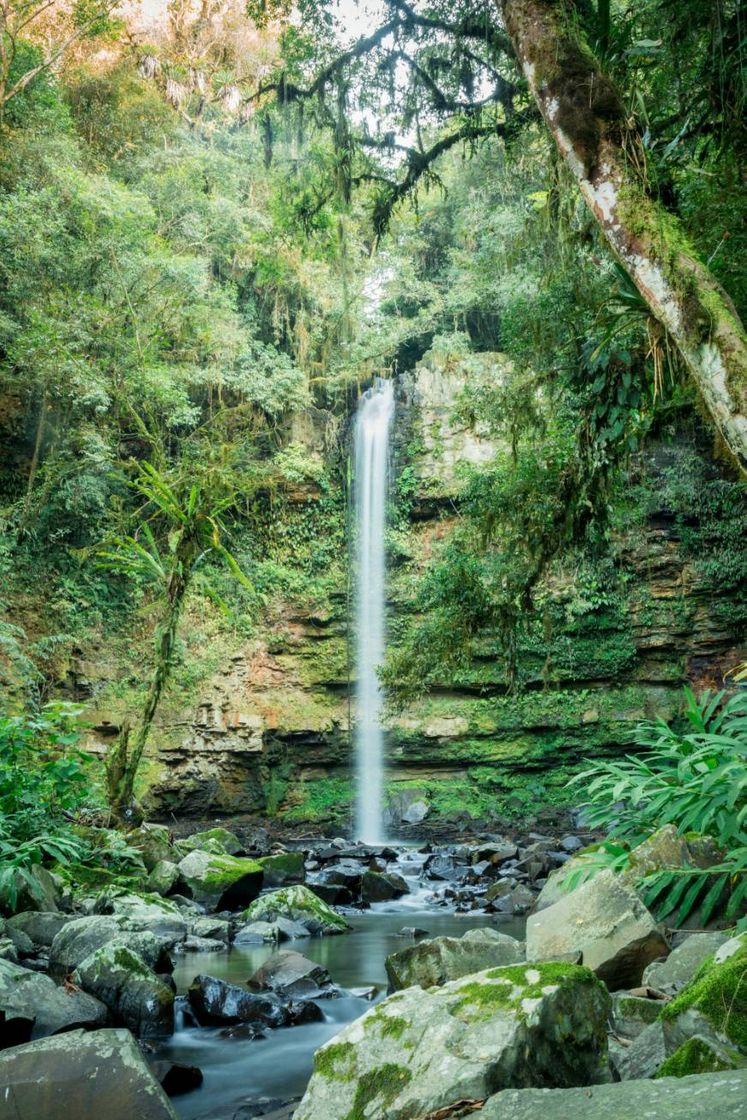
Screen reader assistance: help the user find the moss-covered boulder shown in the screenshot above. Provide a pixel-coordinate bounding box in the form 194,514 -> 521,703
146,860 -> 180,897
295,963 -> 610,1120
0,1028 -> 178,1119
660,933 -> 747,1051
182,828 -> 243,857
5,911 -> 72,948
73,940 -> 174,1039
239,885 -> 349,935
93,891 -> 187,943
386,927 -> 523,991
361,870 -> 409,903
258,851 -> 306,887
177,850 -> 263,911
50,916 -> 175,977
655,1036 -> 746,1078
610,991 -> 665,1040
526,869 -> 668,990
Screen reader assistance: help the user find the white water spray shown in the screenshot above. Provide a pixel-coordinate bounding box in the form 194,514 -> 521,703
353,379 -> 395,844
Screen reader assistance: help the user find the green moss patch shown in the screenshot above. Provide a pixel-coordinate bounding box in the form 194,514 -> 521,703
655,1037 -> 743,1078
660,941 -> 747,1051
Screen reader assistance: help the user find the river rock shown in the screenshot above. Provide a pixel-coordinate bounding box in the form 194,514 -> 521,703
190,917 -> 231,943
249,950 -> 336,1000
294,962 -> 610,1120
187,975 -> 287,1027
386,927 -> 524,991
5,912 -> 72,948
50,915 -> 174,976
0,1027 -> 178,1119
360,869 -> 409,902
182,827 -> 243,856
177,850 -> 263,910
234,920 -> 280,944
479,1070 -> 747,1119
642,932 -> 730,995
93,892 -> 188,943
625,825 -> 692,878
0,958 -> 108,1041
258,852 -> 306,887
73,941 -> 175,1039
239,885 -> 349,934
526,869 -> 668,990
179,936 -> 224,953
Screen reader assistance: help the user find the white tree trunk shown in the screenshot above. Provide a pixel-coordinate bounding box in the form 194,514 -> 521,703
502,0 -> 747,473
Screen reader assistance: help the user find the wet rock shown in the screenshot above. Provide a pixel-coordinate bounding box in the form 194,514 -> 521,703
294,962 -> 611,1120
360,869 -> 408,902
0,1028 -> 179,1118
73,941 -> 174,1039
423,852 -> 467,882
179,936 -> 224,953
187,975 -> 287,1028
234,921 -> 279,944
307,882 -> 354,906
479,1070 -> 747,1119
397,927 -> 429,938
386,927 -> 524,991
177,850 -> 263,911
249,950 -> 336,1000
92,892 -> 188,943
150,1060 -> 204,1097
239,885 -> 349,935
257,852 -> 305,887
0,958 -> 108,1042
526,869 -> 669,990
317,862 -> 363,892
642,932 -> 730,995
218,1021 -> 267,1040
190,917 -> 231,943
5,912 -> 72,948
474,841 -> 518,864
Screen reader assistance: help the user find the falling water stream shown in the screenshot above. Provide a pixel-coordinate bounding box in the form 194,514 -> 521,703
353,379 -> 395,843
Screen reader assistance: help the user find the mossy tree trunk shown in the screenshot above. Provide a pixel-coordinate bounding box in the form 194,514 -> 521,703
105,535 -> 195,822
502,0 -> 747,473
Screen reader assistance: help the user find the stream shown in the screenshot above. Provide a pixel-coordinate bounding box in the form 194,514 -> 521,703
162,902 -> 525,1119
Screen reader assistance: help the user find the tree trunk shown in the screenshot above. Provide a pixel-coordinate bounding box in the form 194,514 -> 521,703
501,0 -> 747,473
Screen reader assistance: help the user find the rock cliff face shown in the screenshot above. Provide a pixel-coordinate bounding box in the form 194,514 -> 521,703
80,350 -> 745,823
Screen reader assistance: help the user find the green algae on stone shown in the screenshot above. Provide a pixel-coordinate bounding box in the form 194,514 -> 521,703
348,1064 -> 412,1120
660,940 -> 747,1051
655,1036 -> 744,1078
240,884 -> 349,933
451,962 -> 606,1024
313,1040 -> 356,1081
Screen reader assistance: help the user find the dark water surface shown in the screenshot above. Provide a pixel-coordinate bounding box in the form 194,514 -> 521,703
162,910 -> 525,1120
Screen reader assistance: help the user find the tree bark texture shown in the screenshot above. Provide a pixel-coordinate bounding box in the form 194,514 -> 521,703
502,0 -> 747,472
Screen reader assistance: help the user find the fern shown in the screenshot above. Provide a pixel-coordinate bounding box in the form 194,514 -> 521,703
565,688 -> 747,927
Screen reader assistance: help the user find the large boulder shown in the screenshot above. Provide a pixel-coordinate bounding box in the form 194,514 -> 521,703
146,861 -> 180,897
642,932 -> 731,995
258,852 -> 306,887
658,933 -> 747,1053
294,963 -> 610,1120
0,1028 -> 178,1119
526,870 -> 669,990
249,950 -> 336,1000
73,941 -> 174,1039
93,892 -> 188,943
177,850 -> 263,910
478,1071 -> 747,1119
360,870 -> 409,903
127,824 -> 175,872
0,959 -> 107,1042
49,915 -> 174,977
5,912 -> 72,948
239,886 -> 349,935
187,975 -> 287,1028
386,928 -> 524,991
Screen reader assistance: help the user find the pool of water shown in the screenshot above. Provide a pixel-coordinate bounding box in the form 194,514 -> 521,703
161,909 -> 525,1119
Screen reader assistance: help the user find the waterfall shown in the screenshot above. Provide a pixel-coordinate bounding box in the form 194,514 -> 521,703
353,379 -> 395,844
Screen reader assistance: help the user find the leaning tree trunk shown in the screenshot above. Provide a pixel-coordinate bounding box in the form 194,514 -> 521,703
501,0 -> 747,473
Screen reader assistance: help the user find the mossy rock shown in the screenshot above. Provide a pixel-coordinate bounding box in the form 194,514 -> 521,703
655,1036 -> 746,1078
177,850 -> 263,911
660,934 -> 747,1051
127,824 -> 175,873
295,962 -> 610,1120
258,851 -> 306,887
182,828 -> 243,856
240,885 -> 349,935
